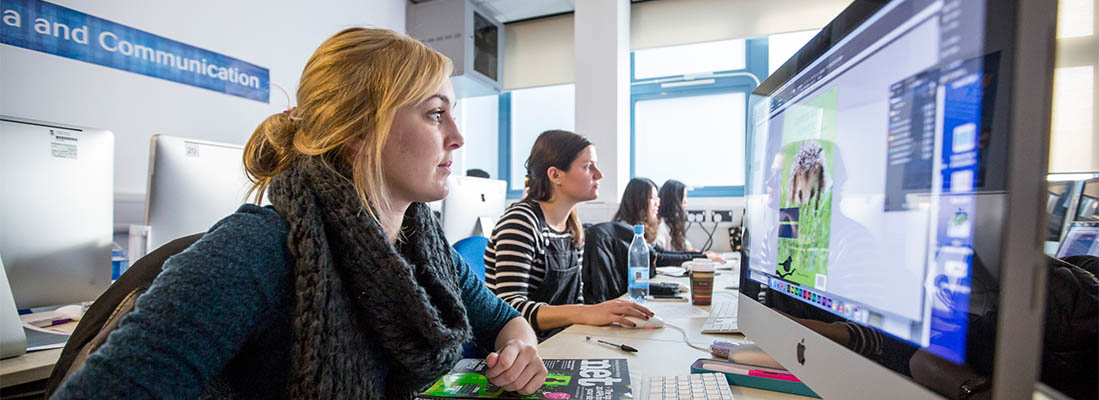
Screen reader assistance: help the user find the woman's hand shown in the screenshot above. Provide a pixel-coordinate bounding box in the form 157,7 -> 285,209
485,339 -> 548,395
579,299 -> 654,327
704,251 -> 726,263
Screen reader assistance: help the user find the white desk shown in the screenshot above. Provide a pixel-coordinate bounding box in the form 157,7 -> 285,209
537,271 -> 814,399
0,317 -> 75,391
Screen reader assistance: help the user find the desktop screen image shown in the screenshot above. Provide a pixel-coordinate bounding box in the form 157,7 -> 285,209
1077,178 -> 1099,222
1057,222 -> 1099,258
740,0 -> 1044,397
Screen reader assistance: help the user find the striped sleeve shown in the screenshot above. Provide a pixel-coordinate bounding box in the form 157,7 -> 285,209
484,203 -> 546,327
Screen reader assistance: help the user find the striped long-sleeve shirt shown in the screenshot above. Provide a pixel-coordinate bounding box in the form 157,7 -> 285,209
484,200 -> 583,328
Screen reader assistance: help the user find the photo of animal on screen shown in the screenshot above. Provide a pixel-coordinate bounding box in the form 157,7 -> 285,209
776,88 -> 837,290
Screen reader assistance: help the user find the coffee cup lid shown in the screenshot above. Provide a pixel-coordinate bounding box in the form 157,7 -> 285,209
688,261 -> 715,272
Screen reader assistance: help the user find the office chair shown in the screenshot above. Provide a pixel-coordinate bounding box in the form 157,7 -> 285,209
44,233 -> 205,396
452,235 -> 490,358
453,236 -> 489,282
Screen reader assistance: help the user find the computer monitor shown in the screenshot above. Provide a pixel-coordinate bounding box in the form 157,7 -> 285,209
145,135 -> 255,250
1046,180 -> 1076,242
1056,222 -> 1099,259
1075,177 -> 1099,222
0,116 -> 114,309
0,254 -> 28,359
1045,173 -> 1099,240
439,176 -> 506,244
741,0 -> 1054,399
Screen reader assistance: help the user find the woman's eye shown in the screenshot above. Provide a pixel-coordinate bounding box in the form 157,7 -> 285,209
429,110 -> 444,122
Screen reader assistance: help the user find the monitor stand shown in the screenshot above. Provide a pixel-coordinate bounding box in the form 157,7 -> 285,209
474,216 -> 496,238
0,254 -> 27,359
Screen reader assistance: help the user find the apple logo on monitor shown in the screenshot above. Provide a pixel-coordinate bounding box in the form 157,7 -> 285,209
797,339 -> 806,365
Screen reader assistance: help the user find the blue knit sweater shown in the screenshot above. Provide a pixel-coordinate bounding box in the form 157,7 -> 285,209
53,204 -> 519,399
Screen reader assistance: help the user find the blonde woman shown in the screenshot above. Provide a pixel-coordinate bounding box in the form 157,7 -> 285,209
54,28 -> 546,398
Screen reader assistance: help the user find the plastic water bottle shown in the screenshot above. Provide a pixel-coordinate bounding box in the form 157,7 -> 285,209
111,242 -> 128,280
627,224 -> 650,302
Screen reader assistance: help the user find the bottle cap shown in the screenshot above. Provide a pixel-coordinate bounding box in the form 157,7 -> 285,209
634,225 -> 644,235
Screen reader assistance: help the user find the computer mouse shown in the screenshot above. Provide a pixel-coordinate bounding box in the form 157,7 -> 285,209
54,304 -> 84,321
622,315 -> 664,329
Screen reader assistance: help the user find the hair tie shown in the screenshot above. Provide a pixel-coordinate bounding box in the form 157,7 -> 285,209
283,106 -> 300,122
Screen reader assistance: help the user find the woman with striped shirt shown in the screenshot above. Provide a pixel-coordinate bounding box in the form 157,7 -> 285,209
485,130 -> 653,335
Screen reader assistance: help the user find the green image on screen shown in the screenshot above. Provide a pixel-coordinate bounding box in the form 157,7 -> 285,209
777,87 -> 838,290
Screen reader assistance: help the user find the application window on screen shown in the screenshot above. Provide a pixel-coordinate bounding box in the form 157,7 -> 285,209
747,0 -> 991,363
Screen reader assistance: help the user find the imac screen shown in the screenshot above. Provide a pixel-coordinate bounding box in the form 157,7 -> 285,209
744,0 -> 1010,381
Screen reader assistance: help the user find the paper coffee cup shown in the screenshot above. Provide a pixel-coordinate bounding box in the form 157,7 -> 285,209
688,261 -> 715,305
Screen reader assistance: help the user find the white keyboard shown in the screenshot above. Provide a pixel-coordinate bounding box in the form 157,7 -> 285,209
701,302 -> 739,333
646,373 -> 735,399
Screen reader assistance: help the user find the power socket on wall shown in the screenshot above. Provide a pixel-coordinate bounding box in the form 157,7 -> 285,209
687,209 -> 707,222
712,210 -> 734,223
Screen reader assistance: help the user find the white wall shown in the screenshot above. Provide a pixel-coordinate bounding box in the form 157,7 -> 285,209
574,0 -> 631,205
502,0 -> 851,90
0,0 -> 405,226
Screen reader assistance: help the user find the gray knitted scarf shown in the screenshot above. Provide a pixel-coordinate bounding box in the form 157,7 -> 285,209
267,156 -> 471,399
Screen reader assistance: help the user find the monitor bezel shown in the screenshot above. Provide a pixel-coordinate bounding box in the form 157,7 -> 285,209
738,0 -> 1056,398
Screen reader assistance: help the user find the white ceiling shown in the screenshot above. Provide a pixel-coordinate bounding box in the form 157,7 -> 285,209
470,0 -> 575,23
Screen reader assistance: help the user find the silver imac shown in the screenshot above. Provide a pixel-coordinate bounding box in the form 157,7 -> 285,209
740,0 -> 1055,399
1,255 -> 28,359
0,116 -> 114,309
440,176 -> 506,244
145,135 -> 255,250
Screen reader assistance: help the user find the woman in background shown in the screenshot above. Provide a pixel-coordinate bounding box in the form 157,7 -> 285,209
54,28 -> 546,399
613,178 -> 722,264
657,179 -> 724,260
484,130 -> 653,336
582,178 -> 718,303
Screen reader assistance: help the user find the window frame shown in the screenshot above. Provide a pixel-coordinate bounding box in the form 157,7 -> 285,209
629,38 -> 768,197
497,92 -> 524,199
497,38 -> 769,199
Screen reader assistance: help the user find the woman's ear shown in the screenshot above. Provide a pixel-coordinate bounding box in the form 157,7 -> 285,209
346,137 -> 365,156
547,166 -> 561,184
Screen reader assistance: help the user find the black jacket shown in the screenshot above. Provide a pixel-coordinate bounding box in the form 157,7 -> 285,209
581,221 -> 702,304
1041,255 -> 1097,400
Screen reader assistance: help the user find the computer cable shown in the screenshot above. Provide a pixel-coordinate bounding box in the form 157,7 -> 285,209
663,322 -> 711,353
699,221 -> 719,252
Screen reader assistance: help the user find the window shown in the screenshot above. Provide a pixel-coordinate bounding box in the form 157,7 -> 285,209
1050,0 -> 1099,173
630,38 -> 767,197
455,94 -> 499,179
1058,0 -> 1094,38
500,83 -> 575,197
634,92 -> 746,188
634,40 -> 746,80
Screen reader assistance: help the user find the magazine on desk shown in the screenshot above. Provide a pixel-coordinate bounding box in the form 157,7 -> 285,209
419,358 -> 632,400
